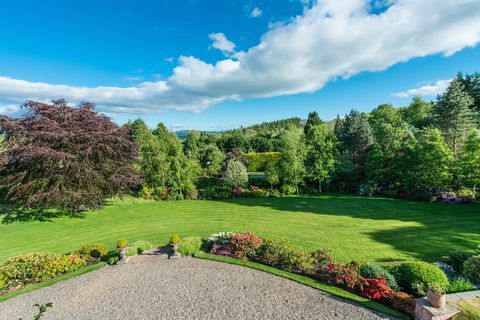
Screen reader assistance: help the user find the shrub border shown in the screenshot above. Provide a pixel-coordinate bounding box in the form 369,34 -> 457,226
194,251 -> 409,320
0,262 -> 106,303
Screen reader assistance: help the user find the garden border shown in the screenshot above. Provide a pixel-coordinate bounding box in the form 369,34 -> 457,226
0,262 -> 106,303
194,251 -> 409,320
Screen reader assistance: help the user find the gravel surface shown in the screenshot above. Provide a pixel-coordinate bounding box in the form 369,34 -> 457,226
0,257 -> 392,320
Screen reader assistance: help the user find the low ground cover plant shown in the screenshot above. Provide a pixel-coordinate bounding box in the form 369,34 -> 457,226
178,237 -> 202,256
75,243 -> 109,262
0,252 -> 86,293
126,240 -> 154,256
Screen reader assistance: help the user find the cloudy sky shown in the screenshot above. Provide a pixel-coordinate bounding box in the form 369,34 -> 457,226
1,0 -> 480,130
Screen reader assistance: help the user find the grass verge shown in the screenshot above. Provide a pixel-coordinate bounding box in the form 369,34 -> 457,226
195,251 -> 409,320
0,262 -> 106,303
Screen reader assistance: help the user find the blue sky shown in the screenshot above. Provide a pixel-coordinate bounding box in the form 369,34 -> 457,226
1,0 -> 480,130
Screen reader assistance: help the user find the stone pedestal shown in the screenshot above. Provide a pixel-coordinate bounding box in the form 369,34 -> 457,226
415,297 -> 459,320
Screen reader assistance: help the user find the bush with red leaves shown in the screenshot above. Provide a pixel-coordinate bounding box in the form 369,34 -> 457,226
360,278 -> 394,301
229,232 -> 263,259
327,263 -> 367,290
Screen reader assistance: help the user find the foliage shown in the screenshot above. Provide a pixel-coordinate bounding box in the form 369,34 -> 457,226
311,248 -> 335,272
198,144 -> 224,176
433,77 -> 476,157
170,234 -> 180,244
223,159 -> 248,188
105,251 -> 120,265
217,132 -> 250,153
0,252 -> 85,290
244,152 -> 282,172
229,232 -> 263,259
361,278 -> 393,301
387,292 -> 416,317
304,123 -> 337,192
75,243 -> 108,261
138,186 -> 154,200
116,239 -> 128,249
326,263 -> 366,290
254,238 -> 315,274
395,261 -> 449,296
0,100 -> 140,213
278,128 -> 306,194
448,249 -> 475,273
458,130 -> 480,195
178,237 -> 202,256
359,264 -> 399,291
447,277 -> 477,293
401,96 -> 433,129
463,256 -> 480,284
126,240 -> 153,256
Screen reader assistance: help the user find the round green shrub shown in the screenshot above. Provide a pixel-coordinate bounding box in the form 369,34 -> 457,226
448,249 -> 474,273
170,234 -> 180,244
359,264 -> 399,291
396,261 -> 449,297
76,243 -> 108,260
116,239 -> 128,249
125,240 -> 153,257
463,256 -> 480,284
178,237 -> 202,256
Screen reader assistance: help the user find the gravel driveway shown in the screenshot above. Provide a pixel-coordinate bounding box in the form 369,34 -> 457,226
0,257 -> 392,320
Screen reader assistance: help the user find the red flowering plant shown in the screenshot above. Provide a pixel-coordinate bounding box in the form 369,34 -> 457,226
360,278 -> 393,302
229,232 -> 263,259
327,263 -> 367,290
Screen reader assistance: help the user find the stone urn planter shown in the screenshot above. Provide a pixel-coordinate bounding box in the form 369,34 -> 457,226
427,286 -> 446,308
117,239 -> 128,260
170,234 -> 181,259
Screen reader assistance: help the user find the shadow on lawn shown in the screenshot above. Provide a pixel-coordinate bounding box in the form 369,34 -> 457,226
217,194 -> 480,260
0,205 -> 84,224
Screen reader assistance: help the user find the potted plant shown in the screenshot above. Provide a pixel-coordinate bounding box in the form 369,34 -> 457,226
117,239 -> 128,260
170,234 -> 181,258
427,284 -> 446,308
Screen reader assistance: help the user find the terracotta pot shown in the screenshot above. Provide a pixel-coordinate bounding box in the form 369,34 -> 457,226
427,288 -> 446,308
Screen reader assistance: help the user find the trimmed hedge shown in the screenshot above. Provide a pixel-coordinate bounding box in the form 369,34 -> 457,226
394,261 -> 449,296
463,256 -> 480,285
244,152 -> 281,172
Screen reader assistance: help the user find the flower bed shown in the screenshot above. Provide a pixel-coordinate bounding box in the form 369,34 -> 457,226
207,231 -> 478,317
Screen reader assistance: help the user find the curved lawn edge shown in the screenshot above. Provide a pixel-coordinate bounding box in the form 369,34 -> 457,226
0,262 -> 107,303
194,251 -> 409,320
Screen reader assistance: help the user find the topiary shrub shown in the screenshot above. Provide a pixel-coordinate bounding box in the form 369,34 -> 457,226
254,239 -> 315,274
395,261 -> 449,296
170,234 -> 180,244
359,264 -> 399,291
0,252 -> 86,290
449,249 -> 474,273
126,240 -> 154,257
75,243 -> 108,261
463,256 -> 480,285
447,277 -> 477,293
178,237 -> 202,256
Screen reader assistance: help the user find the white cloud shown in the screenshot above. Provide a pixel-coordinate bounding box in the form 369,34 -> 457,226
1,0 -> 480,115
250,7 -> 262,18
393,79 -> 452,98
208,33 -> 236,54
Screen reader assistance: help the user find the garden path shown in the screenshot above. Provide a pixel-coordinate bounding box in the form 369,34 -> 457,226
0,257 -> 392,320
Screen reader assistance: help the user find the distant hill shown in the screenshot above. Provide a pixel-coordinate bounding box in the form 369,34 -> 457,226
175,130 -> 223,140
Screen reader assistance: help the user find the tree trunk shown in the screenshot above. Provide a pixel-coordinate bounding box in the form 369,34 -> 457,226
474,183 -> 477,199
318,180 -> 322,193
270,182 -> 273,190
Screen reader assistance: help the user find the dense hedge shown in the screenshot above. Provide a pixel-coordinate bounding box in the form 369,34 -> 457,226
244,152 -> 282,172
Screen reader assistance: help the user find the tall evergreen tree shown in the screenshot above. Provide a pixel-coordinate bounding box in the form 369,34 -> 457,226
433,77 -> 476,157
304,111 -> 322,135
458,72 -> 480,115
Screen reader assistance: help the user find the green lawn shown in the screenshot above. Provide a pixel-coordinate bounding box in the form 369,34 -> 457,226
1,194 -> 479,264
